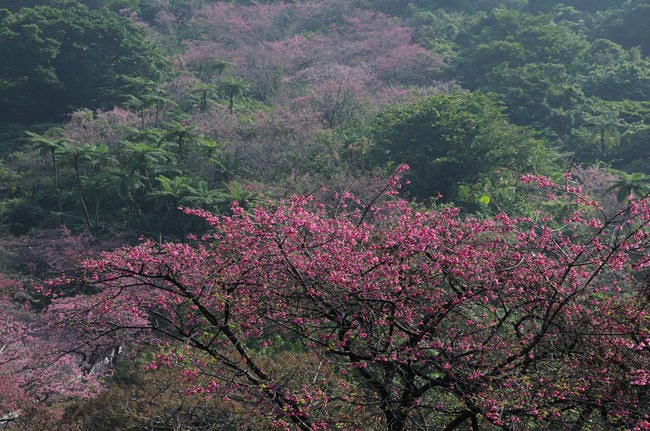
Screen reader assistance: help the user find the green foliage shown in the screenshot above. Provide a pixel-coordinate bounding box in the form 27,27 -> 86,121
2,0 -> 142,12
0,123 -> 37,158
410,9 -> 468,60
568,98 -> 650,169
582,40 -> 650,102
368,92 -> 557,206
615,125 -> 650,173
0,1 -> 168,123
217,76 -> 250,113
369,0 -> 528,16
486,62 -> 586,136
605,168 -> 650,202
452,9 -> 591,136
0,120 -> 233,237
431,4 -> 650,173
525,0 -> 626,13
454,8 -> 590,76
598,1 -> 650,56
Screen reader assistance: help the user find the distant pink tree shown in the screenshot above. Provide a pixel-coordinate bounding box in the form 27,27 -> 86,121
48,170 -> 650,430
191,2 -> 290,49
334,11 -> 443,84
194,102 -> 325,181
571,164 -> 623,214
293,63 -> 375,127
0,274 -> 102,428
59,108 -> 140,150
0,227 -> 113,278
182,1 -> 447,181
0,228 -> 131,427
183,0 -> 444,101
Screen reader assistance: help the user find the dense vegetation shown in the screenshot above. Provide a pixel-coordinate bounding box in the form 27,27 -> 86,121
0,1 -> 167,123
0,1 -> 649,430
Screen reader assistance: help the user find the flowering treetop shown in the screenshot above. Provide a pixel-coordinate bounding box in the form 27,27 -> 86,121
48,167 -> 650,430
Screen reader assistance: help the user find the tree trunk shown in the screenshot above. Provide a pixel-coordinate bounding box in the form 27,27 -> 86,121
141,99 -> 145,129
177,134 -> 184,165
443,411 -> 473,431
73,155 -> 92,230
384,406 -> 407,431
471,414 -> 479,431
51,149 -> 63,226
95,190 -> 100,228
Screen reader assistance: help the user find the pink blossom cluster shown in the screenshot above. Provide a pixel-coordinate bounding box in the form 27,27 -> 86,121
43,173 -> 650,429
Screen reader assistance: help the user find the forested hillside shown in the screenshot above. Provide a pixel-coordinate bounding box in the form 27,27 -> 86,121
1,1 -> 649,430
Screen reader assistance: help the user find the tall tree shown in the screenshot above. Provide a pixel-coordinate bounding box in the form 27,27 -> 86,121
25,130 -> 68,225
368,92 -> 555,204
0,0 -> 168,123
48,172 -> 650,430
60,142 -> 94,230
217,76 -> 249,113
605,168 -> 650,203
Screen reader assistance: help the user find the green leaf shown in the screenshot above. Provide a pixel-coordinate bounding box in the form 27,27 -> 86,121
478,194 -> 491,205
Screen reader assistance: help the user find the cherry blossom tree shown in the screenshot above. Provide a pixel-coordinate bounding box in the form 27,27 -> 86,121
177,1 -> 446,189
0,274 -> 103,429
184,1 -> 443,99
0,228 -> 131,428
292,64 -> 375,128
48,169 -> 650,430
193,102 -> 326,183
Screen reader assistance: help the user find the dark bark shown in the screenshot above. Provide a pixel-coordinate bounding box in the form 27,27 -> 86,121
443,411 -> 473,431
73,154 -> 92,230
51,148 -> 63,226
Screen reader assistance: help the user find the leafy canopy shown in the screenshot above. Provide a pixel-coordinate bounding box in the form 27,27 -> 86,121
0,0 -> 168,123
47,172 -> 650,431
368,92 -> 555,205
